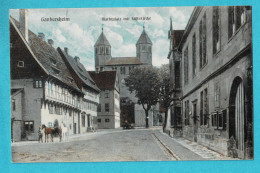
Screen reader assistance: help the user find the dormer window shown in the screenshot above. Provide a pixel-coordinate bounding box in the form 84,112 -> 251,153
49,57 -> 57,66
17,61 -> 24,67
52,67 -> 60,75
67,77 -> 73,83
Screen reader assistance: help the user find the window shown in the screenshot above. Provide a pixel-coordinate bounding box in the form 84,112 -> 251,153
95,48 -> 98,54
200,89 -> 209,126
120,67 -> 125,74
200,91 -> 204,125
204,89 -> 209,125
55,106 -> 61,115
214,83 -> 220,108
148,46 -> 151,52
184,47 -> 189,85
228,6 -> 247,39
100,47 -> 104,54
211,110 -> 226,130
105,103 -> 109,112
82,115 -> 85,127
49,57 -> 57,65
49,104 -> 54,114
34,80 -> 43,88
199,13 -> 207,68
48,122 -> 52,127
97,119 -> 101,123
106,47 -> 109,54
12,99 -> 15,111
105,118 -> 110,122
213,7 -> 221,54
192,34 -> 197,76
97,104 -> 101,112
105,90 -> 110,98
175,62 -> 180,89
184,100 -> 189,125
24,121 -> 34,132
17,61 -> 24,67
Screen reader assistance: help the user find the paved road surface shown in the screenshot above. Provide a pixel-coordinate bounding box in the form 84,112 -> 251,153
12,128 -> 235,162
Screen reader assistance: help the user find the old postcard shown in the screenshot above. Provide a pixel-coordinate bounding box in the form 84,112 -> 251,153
10,6 -> 253,163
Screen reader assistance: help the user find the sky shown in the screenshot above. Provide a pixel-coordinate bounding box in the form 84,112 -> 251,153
10,7 -> 194,70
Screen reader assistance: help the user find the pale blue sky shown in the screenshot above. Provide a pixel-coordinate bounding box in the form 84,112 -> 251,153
10,7 -> 193,70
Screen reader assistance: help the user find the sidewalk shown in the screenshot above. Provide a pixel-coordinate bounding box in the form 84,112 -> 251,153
156,130 -> 238,160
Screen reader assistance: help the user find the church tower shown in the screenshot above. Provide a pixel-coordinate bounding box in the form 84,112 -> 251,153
136,26 -> 153,65
94,26 -> 112,72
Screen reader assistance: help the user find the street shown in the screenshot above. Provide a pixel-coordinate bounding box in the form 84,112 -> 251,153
12,128 -> 236,162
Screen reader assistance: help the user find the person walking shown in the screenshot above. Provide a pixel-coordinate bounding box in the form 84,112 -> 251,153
38,126 -> 43,143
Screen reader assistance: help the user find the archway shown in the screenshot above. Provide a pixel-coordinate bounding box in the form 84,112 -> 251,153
229,76 -> 245,158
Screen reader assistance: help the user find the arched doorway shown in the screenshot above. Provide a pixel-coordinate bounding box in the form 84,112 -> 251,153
229,77 -> 245,158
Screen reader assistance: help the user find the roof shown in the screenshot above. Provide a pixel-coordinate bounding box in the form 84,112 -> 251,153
104,57 -> 142,66
94,31 -> 111,46
136,29 -> 152,45
10,16 -> 81,92
57,48 -> 100,92
88,71 -> 117,90
173,30 -> 185,48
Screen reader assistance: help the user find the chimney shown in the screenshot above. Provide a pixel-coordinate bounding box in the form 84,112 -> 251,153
19,9 -> 28,42
74,56 -> 80,62
38,33 -> 45,41
48,39 -> 54,46
64,47 -> 68,55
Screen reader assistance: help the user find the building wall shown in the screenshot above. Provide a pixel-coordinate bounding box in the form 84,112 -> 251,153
11,90 -> 23,142
180,6 -> 252,157
97,89 -> 120,129
11,79 -> 43,141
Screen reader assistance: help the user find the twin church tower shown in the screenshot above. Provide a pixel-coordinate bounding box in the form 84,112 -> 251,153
94,26 -> 153,72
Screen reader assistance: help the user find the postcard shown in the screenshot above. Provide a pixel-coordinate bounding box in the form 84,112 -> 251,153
9,6 -> 253,163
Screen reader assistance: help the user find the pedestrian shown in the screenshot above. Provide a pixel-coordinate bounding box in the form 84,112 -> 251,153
38,126 -> 43,143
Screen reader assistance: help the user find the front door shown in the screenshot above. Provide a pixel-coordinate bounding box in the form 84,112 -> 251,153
235,82 -> 245,158
229,77 -> 245,158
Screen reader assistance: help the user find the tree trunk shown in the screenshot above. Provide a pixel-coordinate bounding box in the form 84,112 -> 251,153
163,108 -> 168,129
145,110 -> 149,128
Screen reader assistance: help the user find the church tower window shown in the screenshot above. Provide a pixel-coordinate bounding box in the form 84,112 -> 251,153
95,48 -> 98,54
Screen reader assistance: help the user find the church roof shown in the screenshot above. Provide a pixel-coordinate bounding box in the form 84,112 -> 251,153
136,29 -> 152,45
94,32 -> 111,46
104,57 -> 142,66
88,71 -> 117,90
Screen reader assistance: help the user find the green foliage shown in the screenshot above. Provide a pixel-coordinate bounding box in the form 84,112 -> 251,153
125,66 -> 161,127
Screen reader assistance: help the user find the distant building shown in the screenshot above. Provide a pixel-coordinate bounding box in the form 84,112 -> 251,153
58,47 -> 100,133
167,6 -> 253,159
94,27 -> 158,127
10,10 -> 84,141
89,71 -> 120,129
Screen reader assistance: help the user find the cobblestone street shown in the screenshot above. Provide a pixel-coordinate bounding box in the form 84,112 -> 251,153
12,127 -> 236,162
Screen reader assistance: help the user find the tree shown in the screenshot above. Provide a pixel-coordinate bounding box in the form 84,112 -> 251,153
159,64 -> 173,130
125,66 -> 161,128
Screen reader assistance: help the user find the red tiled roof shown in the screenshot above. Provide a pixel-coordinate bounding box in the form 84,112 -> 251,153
88,71 -> 117,90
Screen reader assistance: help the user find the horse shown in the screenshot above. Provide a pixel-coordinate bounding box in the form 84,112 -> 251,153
60,122 -> 68,141
42,124 -> 54,142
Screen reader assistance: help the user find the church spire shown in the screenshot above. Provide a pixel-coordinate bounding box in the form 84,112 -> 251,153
170,16 -> 172,30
